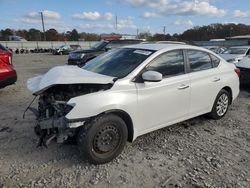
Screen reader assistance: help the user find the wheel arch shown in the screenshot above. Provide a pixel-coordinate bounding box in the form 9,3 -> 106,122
101,109 -> 134,142
221,86 -> 233,104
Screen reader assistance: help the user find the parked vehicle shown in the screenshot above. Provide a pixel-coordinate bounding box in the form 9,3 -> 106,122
27,43 -> 240,164
220,46 -> 250,63
236,56 -> 250,89
0,44 -> 17,88
53,45 -> 81,55
204,46 -> 227,54
68,40 -> 142,67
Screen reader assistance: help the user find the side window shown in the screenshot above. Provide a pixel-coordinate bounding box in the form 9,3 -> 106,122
188,50 -> 213,72
146,50 -> 185,78
246,49 -> 250,55
210,54 -> 220,67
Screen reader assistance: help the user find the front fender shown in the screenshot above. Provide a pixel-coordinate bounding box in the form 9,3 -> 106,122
65,90 -> 138,122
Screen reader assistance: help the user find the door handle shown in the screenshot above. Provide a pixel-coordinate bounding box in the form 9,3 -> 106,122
213,77 -> 221,82
178,84 -> 189,90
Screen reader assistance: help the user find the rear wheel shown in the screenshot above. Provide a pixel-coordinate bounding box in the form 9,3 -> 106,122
78,114 -> 128,164
208,89 -> 230,120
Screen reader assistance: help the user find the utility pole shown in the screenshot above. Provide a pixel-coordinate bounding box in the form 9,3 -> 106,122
115,14 -> 118,30
162,26 -> 167,40
40,12 -> 46,41
163,26 -> 166,35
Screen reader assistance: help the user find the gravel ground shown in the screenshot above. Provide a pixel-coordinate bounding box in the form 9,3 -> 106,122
0,54 -> 250,188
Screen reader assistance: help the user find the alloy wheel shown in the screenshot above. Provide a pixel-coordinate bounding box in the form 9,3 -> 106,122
216,93 -> 229,117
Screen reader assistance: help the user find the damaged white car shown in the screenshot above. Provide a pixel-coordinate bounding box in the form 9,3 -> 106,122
27,44 -> 240,164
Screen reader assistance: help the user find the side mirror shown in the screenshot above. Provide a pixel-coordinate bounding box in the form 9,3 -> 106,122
142,71 -> 162,82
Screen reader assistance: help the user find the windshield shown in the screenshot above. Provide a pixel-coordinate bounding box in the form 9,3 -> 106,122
90,41 -> 108,50
83,48 -> 155,78
223,48 -> 248,55
59,45 -> 68,49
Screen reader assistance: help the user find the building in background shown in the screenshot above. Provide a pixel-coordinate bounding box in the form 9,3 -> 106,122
121,34 -> 137,40
100,34 -> 122,40
226,35 -> 250,45
8,35 -> 27,42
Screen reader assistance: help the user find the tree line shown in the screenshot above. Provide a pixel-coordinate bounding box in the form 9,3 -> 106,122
1,23 -> 250,42
138,23 -> 250,42
0,28 -> 100,41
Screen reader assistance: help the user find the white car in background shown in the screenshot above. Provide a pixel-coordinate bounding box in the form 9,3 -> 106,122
204,46 -> 227,54
27,43 -> 240,164
220,46 -> 250,63
236,55 -> 250,87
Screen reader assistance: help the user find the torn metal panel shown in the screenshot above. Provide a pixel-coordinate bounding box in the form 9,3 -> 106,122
27,65 -> 115,94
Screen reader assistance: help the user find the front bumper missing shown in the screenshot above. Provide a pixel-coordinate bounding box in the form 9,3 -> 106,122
35,117 -> 85,146
37,116 -> 85,130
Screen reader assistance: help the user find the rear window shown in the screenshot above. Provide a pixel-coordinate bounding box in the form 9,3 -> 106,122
188,50 -> 213,72
210,54 -> 220,67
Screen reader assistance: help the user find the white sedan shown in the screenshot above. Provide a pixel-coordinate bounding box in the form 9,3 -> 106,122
220,46 -> 250,63
27,43 -> 240,164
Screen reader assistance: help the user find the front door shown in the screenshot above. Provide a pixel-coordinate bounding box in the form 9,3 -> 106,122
135,50 -> 190,134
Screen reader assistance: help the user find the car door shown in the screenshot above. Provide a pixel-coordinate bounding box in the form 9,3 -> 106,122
135,50 -> 190,133
186,50 -> 222,116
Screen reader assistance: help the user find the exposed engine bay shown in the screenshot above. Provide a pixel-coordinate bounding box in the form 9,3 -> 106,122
28,83 -> 112,146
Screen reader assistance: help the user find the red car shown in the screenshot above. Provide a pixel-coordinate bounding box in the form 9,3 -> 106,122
0,44 -> 17,88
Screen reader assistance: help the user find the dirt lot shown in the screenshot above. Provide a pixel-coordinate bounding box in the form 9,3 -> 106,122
0,54 -> 250,188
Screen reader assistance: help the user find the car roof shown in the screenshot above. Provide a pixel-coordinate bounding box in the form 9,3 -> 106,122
156,41 -> 186,44
123,43 -> 201,51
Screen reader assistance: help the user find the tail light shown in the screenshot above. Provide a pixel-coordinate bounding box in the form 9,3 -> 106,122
0,49 -> 11,65
234,68 -> 240,77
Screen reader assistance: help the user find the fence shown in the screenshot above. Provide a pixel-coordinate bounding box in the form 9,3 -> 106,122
193,40 -> 249,47
2,40 -> 249,49
0,41 -> 97,49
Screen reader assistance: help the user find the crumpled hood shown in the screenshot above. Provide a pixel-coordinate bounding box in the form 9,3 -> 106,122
219,54 -> 244,61
27,66 -> 115,94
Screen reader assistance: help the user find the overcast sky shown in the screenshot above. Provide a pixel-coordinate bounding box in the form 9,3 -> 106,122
1,0 -> 250,35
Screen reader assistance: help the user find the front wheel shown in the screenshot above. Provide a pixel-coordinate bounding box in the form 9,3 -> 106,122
208,89 -> 230,120
78,114 -> 128,164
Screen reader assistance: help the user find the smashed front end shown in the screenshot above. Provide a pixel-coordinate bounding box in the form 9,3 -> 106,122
26,66 -> 115,146
30,84 -> 112,146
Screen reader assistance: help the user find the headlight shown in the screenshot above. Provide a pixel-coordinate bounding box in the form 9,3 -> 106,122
227,58 -> 237,63
80,54 -> 85,58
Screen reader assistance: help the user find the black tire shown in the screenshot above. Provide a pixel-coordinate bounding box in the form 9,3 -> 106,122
208,89 -> 230,120
78,114 -> 128,164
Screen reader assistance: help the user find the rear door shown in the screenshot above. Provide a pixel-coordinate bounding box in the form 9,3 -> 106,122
135,50 -> 191,133
186,50 -> 222,115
